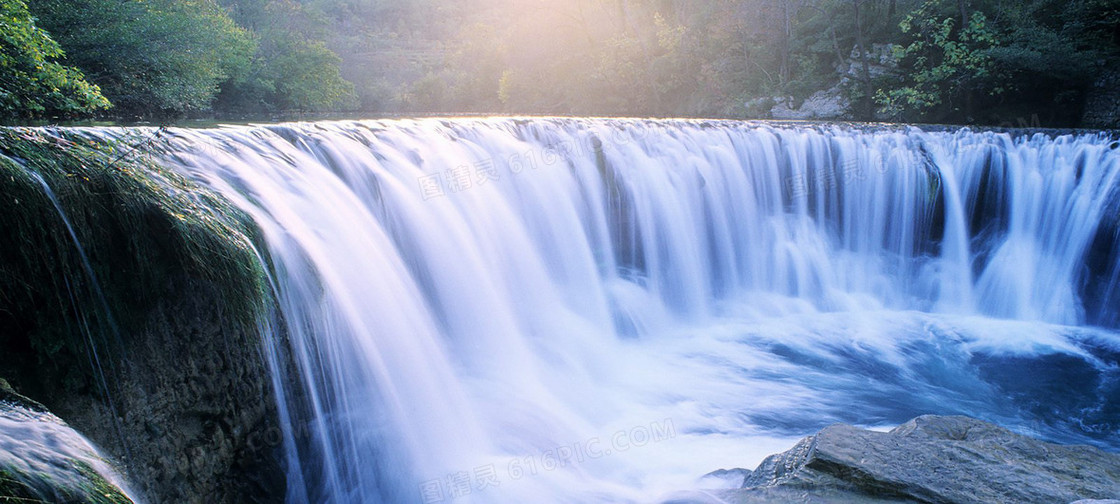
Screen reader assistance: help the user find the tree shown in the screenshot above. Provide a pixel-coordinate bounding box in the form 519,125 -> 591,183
215,0 -> 355,113
851,0 -> 875,120
0,0 -> 109,118
981,0 -> 1119,124
873,0 -> 1118,125
267,38 -> 355,112
31,0 -> 256,118
875,1 -> 1002,122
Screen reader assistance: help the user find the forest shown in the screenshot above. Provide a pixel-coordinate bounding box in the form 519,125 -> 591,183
1,0 -> 1118,126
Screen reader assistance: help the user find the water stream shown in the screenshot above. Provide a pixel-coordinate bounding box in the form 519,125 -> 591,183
150,118 -> 1119,503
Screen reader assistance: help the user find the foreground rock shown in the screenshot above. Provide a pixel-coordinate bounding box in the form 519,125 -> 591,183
49,285 -> 286,504
704,415 -> 1120,504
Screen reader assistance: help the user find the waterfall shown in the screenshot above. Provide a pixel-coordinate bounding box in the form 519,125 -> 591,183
154,118 -> 1120,503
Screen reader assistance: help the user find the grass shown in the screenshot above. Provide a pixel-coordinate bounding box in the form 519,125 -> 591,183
0,462 -> 133,504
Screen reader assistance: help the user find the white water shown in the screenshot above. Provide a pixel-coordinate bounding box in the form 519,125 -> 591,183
0,397 -> 139,502
156,118 -> 1120,503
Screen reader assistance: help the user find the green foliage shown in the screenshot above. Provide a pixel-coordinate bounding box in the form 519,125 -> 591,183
989,0 -> 1116,80
870,0 -> 1119,124
6,0 -> 1118,123
424,2 -> 741,116
876,4 -> 1003,121
0,0 -> 109,119
981,0 -> 1118,123
261,37 -> 355,112
405,71 -> 449,111
395,0 -> 907,118
216,0 -> 355,112
30,0 -> 256,118
439,21 -> 506,112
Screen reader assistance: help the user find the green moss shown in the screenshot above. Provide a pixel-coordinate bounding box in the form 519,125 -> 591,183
70,461 -> 133,504
0,461 -> 133,504
0,127 -> 269,400
0,468 -> 44,503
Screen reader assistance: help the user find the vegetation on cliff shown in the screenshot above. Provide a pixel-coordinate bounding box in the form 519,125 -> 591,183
29,0 -> 258,117
0,127 -> 288,502
0,462 -> 133,504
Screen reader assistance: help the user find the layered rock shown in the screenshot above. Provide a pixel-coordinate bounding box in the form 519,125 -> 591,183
49,283 -> 285,504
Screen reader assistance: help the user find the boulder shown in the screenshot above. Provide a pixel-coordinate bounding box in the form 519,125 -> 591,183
771,90 -> 850,121
704,415 -> 1120,504
46,281 -> 287,504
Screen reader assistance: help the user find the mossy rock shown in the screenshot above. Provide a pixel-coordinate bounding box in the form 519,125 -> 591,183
0,127 -> 286,503
1,379 -> 133,504
0,127 -> 269,401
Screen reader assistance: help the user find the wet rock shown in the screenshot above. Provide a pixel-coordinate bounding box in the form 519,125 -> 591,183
765,43 -> 899,121
48,283 -> 286,504
709,415 -> 1120,504
700,467 -> 751,488
0,132 -> 287,503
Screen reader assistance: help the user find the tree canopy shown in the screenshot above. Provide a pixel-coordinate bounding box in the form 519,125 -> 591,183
4,0 -> 1119,125
214,0 -> 355,113
30,0 -> 256,118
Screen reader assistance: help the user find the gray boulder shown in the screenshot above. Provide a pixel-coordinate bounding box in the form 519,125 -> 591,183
770,90 -> 850,121
763,43 -> 899,121
703,415 -> 1120,504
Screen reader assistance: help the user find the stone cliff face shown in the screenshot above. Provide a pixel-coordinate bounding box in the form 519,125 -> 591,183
51,282 -> 286,504
763,44 -> 899,121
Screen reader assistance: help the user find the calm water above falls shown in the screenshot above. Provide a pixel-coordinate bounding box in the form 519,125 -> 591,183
153,118 -> 1118,503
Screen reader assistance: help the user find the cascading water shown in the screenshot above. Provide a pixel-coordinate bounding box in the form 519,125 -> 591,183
151,118 -> 1118,503
0,393 -> 138,502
